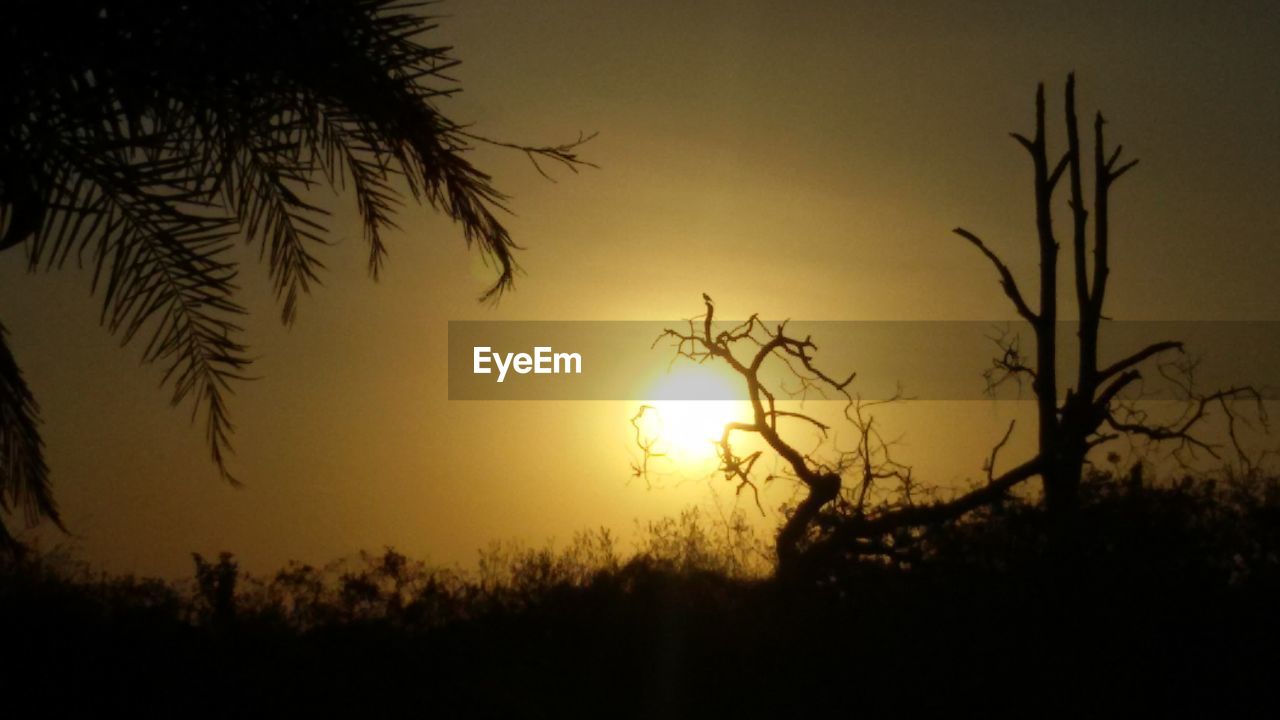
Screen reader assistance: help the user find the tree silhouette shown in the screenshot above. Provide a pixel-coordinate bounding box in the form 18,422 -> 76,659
641,79 -> 1268,574
954,74 -> 1264,516
0,0 -> 592,547
643,295 -> 1043,577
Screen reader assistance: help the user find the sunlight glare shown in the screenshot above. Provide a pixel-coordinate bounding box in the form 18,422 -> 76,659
641,366 -> 747,466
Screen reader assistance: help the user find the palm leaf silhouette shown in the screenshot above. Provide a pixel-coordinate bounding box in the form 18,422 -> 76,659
0,0 -> 592,544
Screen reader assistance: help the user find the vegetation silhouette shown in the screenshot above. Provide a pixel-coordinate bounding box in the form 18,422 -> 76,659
637,77 -> 1269,582
642,295 -> 1045,579
0,0 -> 593,548
4,475 -> 1279,715
1,18 -> 1274,711
953,73 -> 1265,518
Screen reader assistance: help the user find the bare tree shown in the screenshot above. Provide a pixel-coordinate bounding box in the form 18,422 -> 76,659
955,74 -> 1264,516
639,296 -> 1043,577
637,78 -> 1266,574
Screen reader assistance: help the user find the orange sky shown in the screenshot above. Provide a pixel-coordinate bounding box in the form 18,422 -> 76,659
2,0 -> 1278,577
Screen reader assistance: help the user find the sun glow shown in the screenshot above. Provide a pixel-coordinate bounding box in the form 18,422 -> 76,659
639,366 -> 748,465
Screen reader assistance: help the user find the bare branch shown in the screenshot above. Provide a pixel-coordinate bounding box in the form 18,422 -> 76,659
764,410 -> 831,433
454,130 -> 599,182
1009,132 -> 1035,153
1064,74 -> 1091,340
1098,341 -> 1184,382
628,405 -> 666,485
1095,369 -> 1142,411
983,325 -> 1036,397
1047,151 -> 1072,192
952,227 -> 1037,322
826,455 -> 1043,542
984,420 -> 1017,482
1106,365 -> 1269,468
1089,111 -> 1111,315
1110,158 -> 1139,181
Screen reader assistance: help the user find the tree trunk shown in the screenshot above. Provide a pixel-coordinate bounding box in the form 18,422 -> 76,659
776,472 -> 841,579
1042,452 -> 1083,517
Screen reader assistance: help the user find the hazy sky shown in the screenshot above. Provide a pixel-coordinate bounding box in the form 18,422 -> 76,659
3,0 -> 1278,577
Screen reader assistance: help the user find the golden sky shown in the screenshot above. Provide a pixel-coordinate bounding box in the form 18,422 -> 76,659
2,0 -> 1278,576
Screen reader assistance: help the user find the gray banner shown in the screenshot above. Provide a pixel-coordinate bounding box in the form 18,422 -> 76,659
448,321 -> 1280,401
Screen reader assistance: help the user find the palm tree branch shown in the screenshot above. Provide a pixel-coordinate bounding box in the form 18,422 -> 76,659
34,140 -> 251,483
311,110 -> 404,279
222,131 -> 331,326
0,321 -> 63,547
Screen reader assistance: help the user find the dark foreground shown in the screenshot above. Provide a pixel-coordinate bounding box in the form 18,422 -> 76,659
6,473 -> 1280,717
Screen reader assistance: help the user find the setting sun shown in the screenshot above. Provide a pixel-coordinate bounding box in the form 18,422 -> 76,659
640,366 -> 748,464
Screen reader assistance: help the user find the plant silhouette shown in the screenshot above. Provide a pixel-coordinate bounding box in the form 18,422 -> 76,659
635,79 -> 1269,576
643,295 -> 1042,578
954,74 -> 1265,518
0,0 -> 593,547
5,478 -> 1279,714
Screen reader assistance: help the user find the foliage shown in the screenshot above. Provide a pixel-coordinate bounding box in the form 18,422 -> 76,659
5,483 -> 1280,713
0,0 -> 592,545
2,507 -> 764,635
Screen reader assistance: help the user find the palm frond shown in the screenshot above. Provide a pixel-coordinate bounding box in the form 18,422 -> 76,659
0,322 -> 63,550
0,0 -> 593,512
31,137 -> 252,483
224,136 -> 331,327
311,110 -> 403,279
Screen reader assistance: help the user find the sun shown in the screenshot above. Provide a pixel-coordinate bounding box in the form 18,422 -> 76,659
640,366 -> 747,465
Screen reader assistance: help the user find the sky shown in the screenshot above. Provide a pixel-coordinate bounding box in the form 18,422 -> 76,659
2,0 -> 1278,577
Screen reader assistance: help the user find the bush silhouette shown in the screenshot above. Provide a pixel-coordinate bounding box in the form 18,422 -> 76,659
5,481 -> 1280,715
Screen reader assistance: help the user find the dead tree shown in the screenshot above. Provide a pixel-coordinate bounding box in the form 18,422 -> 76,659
634,79 -> 1263,574
955,75 -> 1264,516
641,295 -> 1043,577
